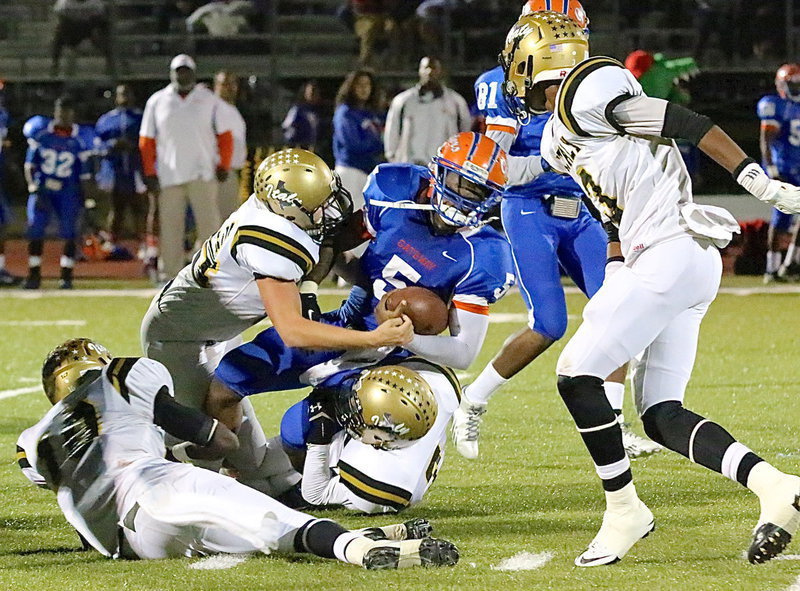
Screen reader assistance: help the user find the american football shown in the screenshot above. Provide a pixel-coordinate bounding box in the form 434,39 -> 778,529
379,286 -> 450,335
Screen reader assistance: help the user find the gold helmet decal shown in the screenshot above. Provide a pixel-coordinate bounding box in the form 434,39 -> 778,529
500,11 -> 589,116
41,338 -> 113,404
254,149 -> 352,241
338,365 -> 438,450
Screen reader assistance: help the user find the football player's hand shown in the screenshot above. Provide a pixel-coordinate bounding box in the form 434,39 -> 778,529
27,182 -> 39,194
737,162 -> 800,214
300,292 -> 321,321
216,167 -> 229,183
371,315 -> 414,347
306,390 -> 338,445
144,175 -> 160,197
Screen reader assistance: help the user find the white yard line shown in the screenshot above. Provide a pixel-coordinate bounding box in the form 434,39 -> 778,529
0,320 -> 86,327
786,574 -> 800,591
0,385 -> 41,400
188,554 -> 251,570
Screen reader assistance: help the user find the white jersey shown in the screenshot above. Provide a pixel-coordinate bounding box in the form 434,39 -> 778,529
147,194 -> 320,343
541,57 -> 702,261
307,360 -> 461,513
16,358 -> 173,557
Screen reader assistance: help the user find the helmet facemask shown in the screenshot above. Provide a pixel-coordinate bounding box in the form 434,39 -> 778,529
430,160 -> 502,229
306,174 -> 353,242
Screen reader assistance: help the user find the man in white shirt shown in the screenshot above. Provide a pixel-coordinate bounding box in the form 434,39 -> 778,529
384,57 -> 471,165
214,71 -> 247,219
139,54 -> 233,279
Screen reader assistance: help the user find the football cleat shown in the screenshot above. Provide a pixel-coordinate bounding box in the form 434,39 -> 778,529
362,538 -> 459,570
23,273 -> 41,290
748,474 -> 800,564
575,499 -> 654,567
359,518 -> 434,541
451,399 -> 487,460
620,422 -> 662,458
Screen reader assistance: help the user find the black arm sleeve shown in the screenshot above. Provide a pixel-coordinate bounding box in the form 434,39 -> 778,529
661,102 -> 714,146
603,220 -> 620,242
153,387 -> 216,446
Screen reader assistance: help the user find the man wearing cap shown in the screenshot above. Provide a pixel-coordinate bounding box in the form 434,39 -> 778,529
139,54 -> 234,280
213,71 -> 247,219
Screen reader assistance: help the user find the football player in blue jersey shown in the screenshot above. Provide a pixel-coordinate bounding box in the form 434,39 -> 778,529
757,64 -> 800,281
204,132 -> 515,459
452,0 -> 660,460
0,91 -> 22,286
23,96 -> 94,289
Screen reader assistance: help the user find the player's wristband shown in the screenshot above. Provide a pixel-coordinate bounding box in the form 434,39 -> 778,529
735,159 -> 774,202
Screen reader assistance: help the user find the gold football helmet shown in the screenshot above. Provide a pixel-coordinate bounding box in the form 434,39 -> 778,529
42,338 -> 112,404
336,365 -> 438,450
253,149 -> 352,242
499,11 -> 589,116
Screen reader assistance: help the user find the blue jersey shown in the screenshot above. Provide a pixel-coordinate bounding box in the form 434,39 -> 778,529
757,94 -> 800,180
475,66 -> 582,199
95,107 -> 144,193
361,163 -> 515,329
26,123 -> 92,196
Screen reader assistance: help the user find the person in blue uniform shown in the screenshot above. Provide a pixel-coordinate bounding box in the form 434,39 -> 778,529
758,64 -> 800,281
451,1 -> 660,461
205,132 -> 515,443
23,96 -> 94,289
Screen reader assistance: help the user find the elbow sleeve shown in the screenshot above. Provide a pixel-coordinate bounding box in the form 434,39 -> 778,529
661,103 -> 714,146
153,388 -> 216,446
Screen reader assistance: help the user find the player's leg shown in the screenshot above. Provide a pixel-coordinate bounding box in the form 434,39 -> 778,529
764,208 -> 793,282
556,237 -> 720,566
126,462 -> 458,568
453,198 -> 565,459
635,307 -> 800,564
158,183 -> 188,280
558,213 -> 661,457
24,192 -> 51,289
53,191 -> 83,289
186,178 -> 221,246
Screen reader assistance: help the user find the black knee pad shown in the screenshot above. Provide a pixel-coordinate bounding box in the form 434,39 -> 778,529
641,401 -> 684,446
557,374 -> 613,430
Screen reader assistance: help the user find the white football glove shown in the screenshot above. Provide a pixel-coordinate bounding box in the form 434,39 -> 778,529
737,162 -> 800,214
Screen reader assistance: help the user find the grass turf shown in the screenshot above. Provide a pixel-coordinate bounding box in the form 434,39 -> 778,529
0,280 -> 799,590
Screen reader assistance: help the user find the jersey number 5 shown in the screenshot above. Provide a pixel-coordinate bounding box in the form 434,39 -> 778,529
373,255 -> 421,300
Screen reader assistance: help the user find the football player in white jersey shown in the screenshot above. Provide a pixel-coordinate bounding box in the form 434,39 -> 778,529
500,11 -> 800,567
280,361 -> 460,513
17,338 -> 459,569
140,149 -> 414,496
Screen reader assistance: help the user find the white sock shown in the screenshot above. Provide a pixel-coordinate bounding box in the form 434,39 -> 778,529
334,533 -> 372,565
29,256 -> 42,268
605,481 -> 640,511
766,251 -> 782,274
463,363 -> 508,405
0,254 -> 5,270
746,461 -> 784,498
60,256 -> 75,269
603,381 -> 625,413
720,442 -> 752,483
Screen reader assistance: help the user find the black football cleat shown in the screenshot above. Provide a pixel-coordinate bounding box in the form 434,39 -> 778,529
0,269 -> 22,287
403,518 -> 434,540
749,523 -> 793,564
362,538 -> 459,570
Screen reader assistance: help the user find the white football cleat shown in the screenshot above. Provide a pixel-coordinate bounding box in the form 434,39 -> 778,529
749,474 -> 800,563
451,399 -> 487,460
620,423 -> 662,458
575,498 -> 655,566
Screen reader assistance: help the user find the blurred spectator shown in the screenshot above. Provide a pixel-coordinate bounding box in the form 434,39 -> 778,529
23,96 -> 94,289
95,84 -> 149,245
333,70 -> 384,210
157,0 -> 199,34
282,81 -> 322,151
213,71 -> 247,218
0,90 -> 20,286
139,54 -> 233,280
384,56 -> 470,165
51,0 -> 113,77
351,0 -> 390,66
415,0 -> 456,56
186,0 -> 253,35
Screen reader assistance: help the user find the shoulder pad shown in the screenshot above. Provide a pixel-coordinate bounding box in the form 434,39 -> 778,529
365,164 -> 430,206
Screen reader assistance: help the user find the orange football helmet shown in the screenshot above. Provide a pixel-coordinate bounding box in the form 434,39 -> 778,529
521,0 -> 589,30
430,132 -> 507,228
776,64 -> 800,102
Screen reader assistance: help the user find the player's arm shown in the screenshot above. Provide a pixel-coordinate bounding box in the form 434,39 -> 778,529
16,428 -> 48,488
610,95 -> 800,212
258,277 -> 413,349
24,139 -> 40,192
759,123 -> 782,179
483,118 -> 547,186
152,387 -> 239,461
138,98 -> 160,196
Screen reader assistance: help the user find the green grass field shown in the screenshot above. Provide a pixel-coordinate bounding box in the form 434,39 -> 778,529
1,281 -> 799,591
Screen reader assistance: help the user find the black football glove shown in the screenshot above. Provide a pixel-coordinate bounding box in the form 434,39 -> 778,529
300,292 -> 321,321
306,389 -> 339,445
